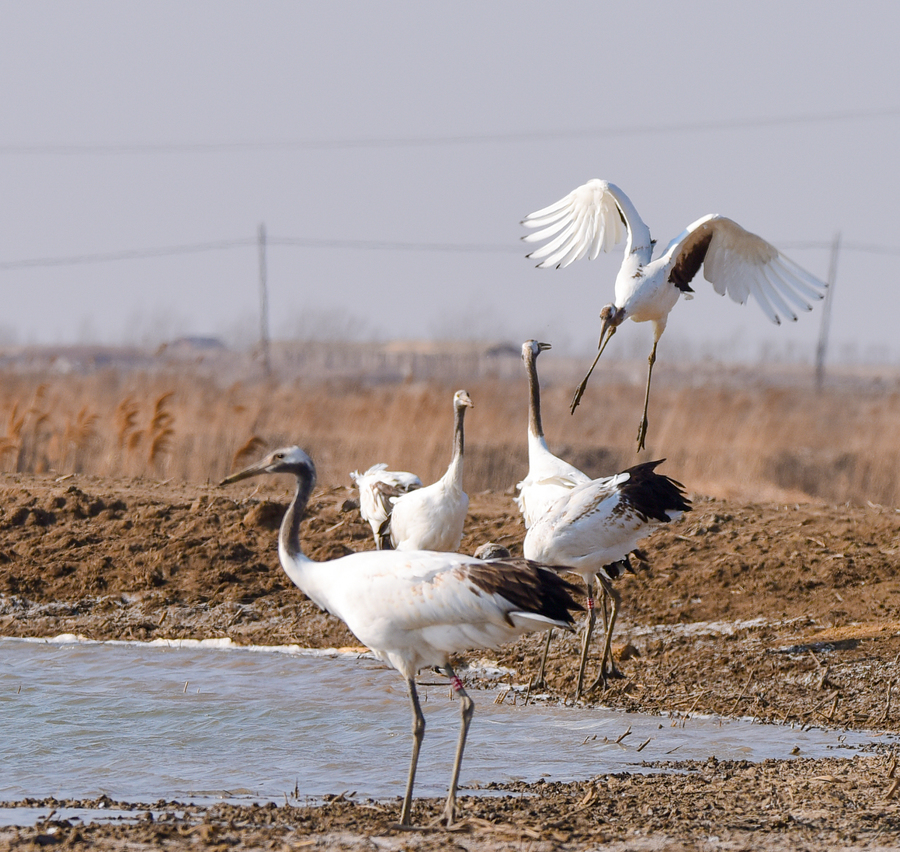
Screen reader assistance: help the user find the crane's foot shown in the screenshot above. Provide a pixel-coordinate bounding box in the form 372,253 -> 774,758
635,417 -> 649,452
570,380 -> 589,414
586,665 -> 625,694
585,671 -> 608,693
435,801 -> 457,828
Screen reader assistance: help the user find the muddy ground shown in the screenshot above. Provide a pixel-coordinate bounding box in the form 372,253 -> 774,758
1,471 -> 899,850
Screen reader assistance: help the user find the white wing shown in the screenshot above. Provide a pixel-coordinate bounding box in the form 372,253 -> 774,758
661,215 -> 827,325
523,465 -> 687,572
521,179 -> 640,268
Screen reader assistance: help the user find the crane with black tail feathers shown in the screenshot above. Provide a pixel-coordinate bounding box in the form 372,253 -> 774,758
221,445 -> 582,827
524,458 -> 691,700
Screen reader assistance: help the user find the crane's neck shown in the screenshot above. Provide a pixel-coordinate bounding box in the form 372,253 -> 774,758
525,352 -> 545,441
278,471 -> 315,568
442,404 -> 467,490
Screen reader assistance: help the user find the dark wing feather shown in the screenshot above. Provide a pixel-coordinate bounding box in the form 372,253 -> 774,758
668,223 -> 715,293
617,459 -> 692,523
466,558 -> 584,627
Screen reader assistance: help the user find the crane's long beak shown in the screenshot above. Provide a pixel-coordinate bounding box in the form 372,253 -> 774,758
570,321 -> 617,414
220,462 -> 265,486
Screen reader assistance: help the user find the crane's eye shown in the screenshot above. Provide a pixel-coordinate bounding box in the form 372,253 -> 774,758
274,452 -> 284,460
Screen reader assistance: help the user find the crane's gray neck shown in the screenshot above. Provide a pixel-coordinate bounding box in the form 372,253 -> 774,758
444,404 -> 467,486
279,467 -> 316,562
525,352 -> 544,440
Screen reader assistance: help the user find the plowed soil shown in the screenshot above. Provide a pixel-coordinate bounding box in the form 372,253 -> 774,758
1,471 -> 899,851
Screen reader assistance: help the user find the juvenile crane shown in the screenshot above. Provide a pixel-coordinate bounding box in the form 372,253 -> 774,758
350,464 -> 422,549
522,179 -> 828,450
390,389 -> 473,552
221,445 -> 581,826
524,459 -> 690,699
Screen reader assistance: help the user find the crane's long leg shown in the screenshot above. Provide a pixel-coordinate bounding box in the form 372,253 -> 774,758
636,338 -> 659,452
440,665 -> 474,826
586,574 -> 627,693
573,578 -> 597,702
598,580 -> 609,651
596,574 -> 622,682
399,677 -> 426,826
535,628 -> 553,688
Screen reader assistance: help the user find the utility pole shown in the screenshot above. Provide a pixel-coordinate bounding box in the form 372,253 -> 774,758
814,232 -> 841,391
257,222 -> 272,376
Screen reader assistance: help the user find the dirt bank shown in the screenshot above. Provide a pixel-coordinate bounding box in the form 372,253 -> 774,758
1,471 -> 899,849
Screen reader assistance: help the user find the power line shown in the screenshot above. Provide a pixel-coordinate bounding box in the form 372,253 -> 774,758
1,106 -> 898,156
0,239 -> 253,270
3,234 -> 900,272
268,236 -> 513,253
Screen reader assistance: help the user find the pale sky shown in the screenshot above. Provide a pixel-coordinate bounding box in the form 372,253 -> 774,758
2,1 -> 898,364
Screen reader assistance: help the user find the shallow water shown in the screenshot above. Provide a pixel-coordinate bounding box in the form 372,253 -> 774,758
0,636 -> 889,814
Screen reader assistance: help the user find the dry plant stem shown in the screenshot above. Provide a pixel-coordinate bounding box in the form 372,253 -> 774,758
728,667 -> 758,716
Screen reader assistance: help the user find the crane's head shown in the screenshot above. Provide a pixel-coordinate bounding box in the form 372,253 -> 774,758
521,339 -> 552,364
473,541 -> 512,561
453,389 -> 474,410
220,445 -> 317,488
597,304 -> 626,354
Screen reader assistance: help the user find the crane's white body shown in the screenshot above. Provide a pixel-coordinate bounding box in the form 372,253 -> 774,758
524,469 -> 681,577
524,459 -> 690,697
350,464 -> 422,549
515,340 -> 590,529
523,178 -> 827,332
390,390 -> 472,552
280,546 -> 561,679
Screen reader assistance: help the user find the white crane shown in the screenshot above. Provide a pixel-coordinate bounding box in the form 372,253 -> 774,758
524,459 -> 690,700
514,337 -> 625,689
390,389 -> 473,552
522,179 -> 828,450
221,445 -> 581,826
515,339 -> 591,529
350,464 -> 422,549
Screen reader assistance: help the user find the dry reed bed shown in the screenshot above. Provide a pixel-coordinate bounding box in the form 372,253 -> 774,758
0,364 -> 896,506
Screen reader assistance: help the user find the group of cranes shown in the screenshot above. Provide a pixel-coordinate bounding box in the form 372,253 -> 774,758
220,178 -> 827,827
351,389 -> 473,553
221,446 -> 581,827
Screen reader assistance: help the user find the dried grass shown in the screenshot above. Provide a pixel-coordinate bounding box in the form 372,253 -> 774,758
0,357 -> 896,507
